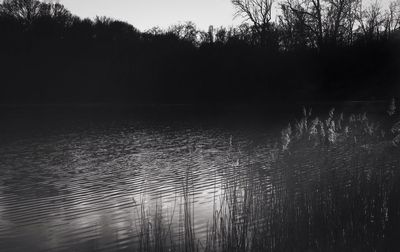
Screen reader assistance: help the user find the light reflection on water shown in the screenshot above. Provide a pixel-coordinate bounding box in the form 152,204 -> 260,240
0,109 -> 275,251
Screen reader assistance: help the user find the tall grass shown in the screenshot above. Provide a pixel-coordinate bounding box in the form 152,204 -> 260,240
131,163 -> 199,252
132,99 -> 400,252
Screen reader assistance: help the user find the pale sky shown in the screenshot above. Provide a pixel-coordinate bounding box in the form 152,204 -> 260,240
58,0 -> 393,32
60,0 -> 241,31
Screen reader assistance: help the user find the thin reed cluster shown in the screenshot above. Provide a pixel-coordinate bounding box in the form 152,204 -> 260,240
281,99 -> 400,152
130,100 -> 400,252
389,98 -> 400,146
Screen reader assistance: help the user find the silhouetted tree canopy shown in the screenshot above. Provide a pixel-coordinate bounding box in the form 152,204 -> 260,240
231,0 -> 276,46
0,0 -> 399,104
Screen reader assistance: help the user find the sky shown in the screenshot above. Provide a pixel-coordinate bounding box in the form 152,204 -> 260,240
59,0 -> 393,32
60,0 -> 242,31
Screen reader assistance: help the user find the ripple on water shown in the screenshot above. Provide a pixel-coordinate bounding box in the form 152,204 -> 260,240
0,117 -> 275,251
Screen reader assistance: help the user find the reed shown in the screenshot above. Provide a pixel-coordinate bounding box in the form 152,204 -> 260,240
132,100 -> 400,251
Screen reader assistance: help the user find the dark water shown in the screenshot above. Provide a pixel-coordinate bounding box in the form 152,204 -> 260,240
0,106 -> 282,252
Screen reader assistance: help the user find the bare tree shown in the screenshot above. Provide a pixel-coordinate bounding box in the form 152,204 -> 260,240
279,1 -> 319,48
38,2 -> 72,25
325,0 -> 360,45
356,1 -> 384,40
281,0 -> 360,48
0,0 -> 71,27
145,26 -> 164,36
383,1 -> 400,38
231,0 -> 274,45
281,0 -> 325,48
1,0 -> 41,24
50,2 -> 71,23
215,27 -> 229,43
168,21 -> 200,45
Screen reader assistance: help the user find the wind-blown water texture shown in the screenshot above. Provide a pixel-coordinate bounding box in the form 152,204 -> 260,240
0,109 -> 275,252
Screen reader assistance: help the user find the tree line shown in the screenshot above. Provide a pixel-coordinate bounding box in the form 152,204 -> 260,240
0,0 -> 399,104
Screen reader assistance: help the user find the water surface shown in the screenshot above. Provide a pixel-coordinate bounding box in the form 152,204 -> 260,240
0,106 -> 280,251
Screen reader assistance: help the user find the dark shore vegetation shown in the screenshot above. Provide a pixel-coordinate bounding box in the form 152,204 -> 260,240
130,100 -> 400,252
0,0 -> 399,104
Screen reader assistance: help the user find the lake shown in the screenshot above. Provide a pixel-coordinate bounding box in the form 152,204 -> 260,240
0,105 -> 285,251
0,103 -> 398,252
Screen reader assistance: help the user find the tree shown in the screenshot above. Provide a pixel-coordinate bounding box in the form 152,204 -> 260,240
145,26 -> 164,36
383,1 -> 400,38
356,1 -> 384,41
215,27 -> 228,44
279,2 -> 313,49
1,0 -> 41,24
231,0 -> 274,46
168,21 -> 199,45
33,2 -> 72,36
281,0 -> 325,48
199,25 -> 215,44
45,2 -> 71,25
325,0 -> 360,45
281,0 -> 360,49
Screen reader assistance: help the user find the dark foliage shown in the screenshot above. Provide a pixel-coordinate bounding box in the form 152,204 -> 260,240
0,0 -> 399,104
